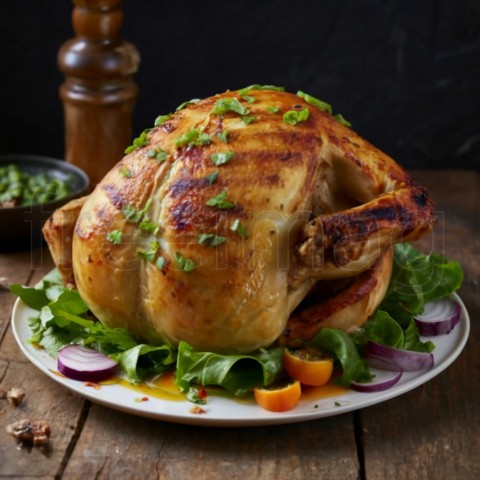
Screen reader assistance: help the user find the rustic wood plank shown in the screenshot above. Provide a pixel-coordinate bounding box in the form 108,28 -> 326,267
0,248 -> 86,479
62,405 -> 360,479
360,170 -> 480,479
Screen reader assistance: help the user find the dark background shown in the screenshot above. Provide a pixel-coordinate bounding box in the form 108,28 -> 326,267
0,0 -> 479,171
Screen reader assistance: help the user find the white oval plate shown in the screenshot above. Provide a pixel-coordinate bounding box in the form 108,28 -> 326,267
11,294 -> 470,427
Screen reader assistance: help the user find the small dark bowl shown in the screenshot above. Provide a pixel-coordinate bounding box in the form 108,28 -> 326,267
0,154 -> 90,251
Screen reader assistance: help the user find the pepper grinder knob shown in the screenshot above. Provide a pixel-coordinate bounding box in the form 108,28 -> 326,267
58,0 -> 140,188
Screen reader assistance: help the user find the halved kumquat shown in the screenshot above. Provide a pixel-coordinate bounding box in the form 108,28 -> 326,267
253,380 -> 301,412
283,347 -> 334,386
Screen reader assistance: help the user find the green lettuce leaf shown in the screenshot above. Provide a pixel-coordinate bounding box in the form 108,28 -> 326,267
383,243 -> 463,317
175,341 -> 284,396
310,328 -> 372,387
112,344 -> 176,383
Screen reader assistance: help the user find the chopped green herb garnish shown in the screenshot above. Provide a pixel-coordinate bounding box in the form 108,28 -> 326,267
137,249 -> 156,262
205,170 -> 219,184
334,113 -> 351,128
175,129 -> 212,148
186,386 -> 207,405
139,217 -> 159,235
156,256 -> 167,270
119,166 -> 132,178
267,106 -> 281,113
124,129 -> 151,154
237,84 -> 285,95
211,97 -> 249,116
154,113 -> 172,126
205,191 -> 235,209
121,199 -> 152,224
242,115 -> 256,125
283,108 -> 310,125
198,233 -> 226,247
216,130 -> 229,143
176,99 -> 200,111
147,148 -> 168,162
174,252 -> 197,272
137,241 -> 160,262
296,90 -> 332,114
106,230 -> 123,244
230,219 -> 248,239
210,151 -> 235,166
122,204 -> 143,224
241,95 -> 256,104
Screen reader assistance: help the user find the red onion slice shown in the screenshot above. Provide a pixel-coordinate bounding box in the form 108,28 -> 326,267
57,345 -> 118,382
351,369 -> 403,392
365,341 -> 434,372
414,298 -> 461,336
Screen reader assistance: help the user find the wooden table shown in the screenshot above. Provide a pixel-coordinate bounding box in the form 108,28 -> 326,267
0,170 -> 478,479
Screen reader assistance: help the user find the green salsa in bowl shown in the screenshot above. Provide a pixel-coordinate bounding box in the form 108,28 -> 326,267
0,154 -> 89,250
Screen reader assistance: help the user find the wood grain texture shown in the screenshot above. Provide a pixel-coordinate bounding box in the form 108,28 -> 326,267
62,406 -> 359,480
360,170 -> 480,479
0,170 -> 478,479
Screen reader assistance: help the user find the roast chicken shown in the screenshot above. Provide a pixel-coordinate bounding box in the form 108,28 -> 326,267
43,86 -> 436,353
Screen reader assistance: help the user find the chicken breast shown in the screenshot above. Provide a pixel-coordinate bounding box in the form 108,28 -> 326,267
56,87 -> 435,353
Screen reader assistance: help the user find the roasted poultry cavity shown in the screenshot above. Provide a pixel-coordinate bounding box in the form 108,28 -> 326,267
43,87 -> 436,354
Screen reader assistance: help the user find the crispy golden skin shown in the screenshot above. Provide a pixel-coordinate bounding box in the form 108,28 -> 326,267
281,247 -> 394,347
45,88 -> 435,353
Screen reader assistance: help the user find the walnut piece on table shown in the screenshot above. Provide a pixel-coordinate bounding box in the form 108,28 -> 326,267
6,419 -> 51,446
5,387 -> 26,407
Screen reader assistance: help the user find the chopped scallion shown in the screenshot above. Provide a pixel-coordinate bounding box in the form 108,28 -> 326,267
210,151 -> 235,166
283,108 -> 310,125
198,233 -> 226,247
106,230 -> 123,244
174,252 -> 197,272
211,98 -> 249,116
205,191 -> 235,209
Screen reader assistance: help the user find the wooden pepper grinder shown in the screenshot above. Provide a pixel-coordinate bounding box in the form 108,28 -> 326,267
58,0 -> 140,188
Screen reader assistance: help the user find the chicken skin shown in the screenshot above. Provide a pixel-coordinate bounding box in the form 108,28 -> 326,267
44,86 -> 435,353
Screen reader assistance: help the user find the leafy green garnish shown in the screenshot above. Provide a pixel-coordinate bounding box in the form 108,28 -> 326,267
154,113 -> 172,126
119,166 -> 132,178
241,95 -> 256,104
210,151 -> 235,166
156,256 -> 167,270
383,243 -> 463,316
311,328 -> 373,387
137,240 -> 160,262
237,84 -> 285,95
174,252 -> 197,272
334,114 -> 351,128
106,230 -> 123,245
211,98 -> 249,116
175,341 -> 284,396
296,90 -> 332,114
267,105 -> 281,113
121,199 -> 152,224
147,148 -> 168,163
242,115 -> 256,125
112,344 -> 176,383
230,219 -> 248,239
138,217 -> 159,235
205,170 -> 219,184
283,108 -> 310,125
124,129 -> 151,154
205,191 -> 235,209
198,233 -> 226,247
216,130 -> 229,143
175,129 -> 212,148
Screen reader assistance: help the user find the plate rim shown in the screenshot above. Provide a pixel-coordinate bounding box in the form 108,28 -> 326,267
10,293 -> 470,427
